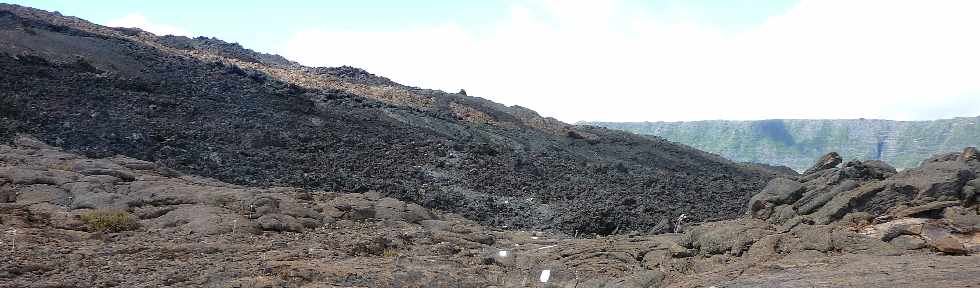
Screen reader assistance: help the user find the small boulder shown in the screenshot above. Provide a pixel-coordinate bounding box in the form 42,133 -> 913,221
329,193 -> 375,220
681,219 -> 771,256
768,204 -> 798,225
256,214 -> 305,232
893,201 -> 960,218
642,249 -> 668,269
668,242 -> 696,258
374,197 -> 406,221
0,182 -> 15,203
889,235 -> 927,250
250,196 -> 280,216
931,236 -> 968,255
404,203 -> 435,223
746,234 -> 795,261
831,229 -> 902,256
872,218 -> 924,241
891,160 -> 975,201
795,225 -> 834,252
273,195 -> 320,220
620,270 -> 665,288
841,160 -> 897,180
960,147 -> 978,162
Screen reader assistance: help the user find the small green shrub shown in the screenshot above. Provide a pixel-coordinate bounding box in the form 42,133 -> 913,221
80,209 -> 139,232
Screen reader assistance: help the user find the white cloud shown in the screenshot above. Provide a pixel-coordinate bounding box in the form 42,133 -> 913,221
106,13 -> 191,36
282,0 -> 980,122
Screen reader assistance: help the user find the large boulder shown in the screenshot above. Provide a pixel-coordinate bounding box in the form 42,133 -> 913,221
803,152 -> 842,176
680,219 -> 772,256
748,178 -> 804,219
807,182 -> 888,224
840,160 -> 897,181
793,225 -> 834,252
943,206 -> 980,233
795,179 -> 860,215
887,159 -> 975,201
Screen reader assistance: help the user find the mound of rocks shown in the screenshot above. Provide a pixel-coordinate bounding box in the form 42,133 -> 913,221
745,148 -> 980,255
0,136 -> 445,237
0,137 -> 514,287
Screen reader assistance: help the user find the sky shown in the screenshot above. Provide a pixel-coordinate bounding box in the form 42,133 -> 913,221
8,0 -> 980,122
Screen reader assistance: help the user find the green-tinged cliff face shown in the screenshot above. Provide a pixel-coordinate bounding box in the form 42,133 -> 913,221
585,117 -> 980,171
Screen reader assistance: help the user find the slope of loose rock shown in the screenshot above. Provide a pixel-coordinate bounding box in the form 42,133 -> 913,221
0,3 -> 771,235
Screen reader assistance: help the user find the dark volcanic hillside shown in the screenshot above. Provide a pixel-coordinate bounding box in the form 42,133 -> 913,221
0,4 -> 774,234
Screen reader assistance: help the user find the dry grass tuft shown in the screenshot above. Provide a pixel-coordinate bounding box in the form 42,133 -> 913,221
80,209 -> 139,232
382,248 -> 399,258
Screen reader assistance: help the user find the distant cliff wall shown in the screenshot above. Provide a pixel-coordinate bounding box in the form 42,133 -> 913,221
586,117 -> 980,171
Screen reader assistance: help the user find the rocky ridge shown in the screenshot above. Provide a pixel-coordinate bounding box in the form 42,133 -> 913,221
1,137 -> 977,287
0,3 -> 775,235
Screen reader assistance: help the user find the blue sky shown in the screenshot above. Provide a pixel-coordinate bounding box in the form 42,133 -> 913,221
8,0 -> 796,54
7,0 -> 980,122
6,0 -> 513,53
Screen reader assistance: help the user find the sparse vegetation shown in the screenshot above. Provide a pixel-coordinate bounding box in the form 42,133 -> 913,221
80,209 -> 139,232
48,163 -> 72,171
382,248 -> 398,258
